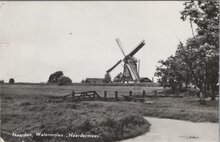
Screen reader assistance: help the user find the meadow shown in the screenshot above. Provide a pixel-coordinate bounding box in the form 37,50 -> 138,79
1,84 -> 218,142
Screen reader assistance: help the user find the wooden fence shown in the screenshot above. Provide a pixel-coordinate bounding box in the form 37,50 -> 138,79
47,89 -> 184,103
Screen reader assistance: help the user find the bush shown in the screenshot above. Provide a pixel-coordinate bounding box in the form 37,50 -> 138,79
47,71 -> 63,83
58,76 -> 72,86
90,115 -> 150,142
47,71 -> 73,85
9,78 -> 15,83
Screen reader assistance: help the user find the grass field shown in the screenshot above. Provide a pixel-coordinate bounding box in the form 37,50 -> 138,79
1,84 -> 218,142
1,84 -> 163,97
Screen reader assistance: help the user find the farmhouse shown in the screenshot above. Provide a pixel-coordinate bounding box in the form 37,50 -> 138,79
85,78 -> 104,84
140,77 -> 152,82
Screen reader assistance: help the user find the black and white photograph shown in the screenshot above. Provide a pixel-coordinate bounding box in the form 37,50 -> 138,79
0,1 -> 219,142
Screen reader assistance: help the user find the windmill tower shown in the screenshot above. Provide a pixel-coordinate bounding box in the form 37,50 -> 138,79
105,38 -> 145,83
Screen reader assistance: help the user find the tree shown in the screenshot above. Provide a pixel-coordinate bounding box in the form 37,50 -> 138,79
58,76 -> 72,86
155,55 -> 191,90
155,56 -> 177,89
104,72 -> 112,83
47,71 -> 64,84
81,79 -> 85,83
9,78 -> 15,83
179,1 -> 219,102
47,71 -> 73,86
155,1 -> 219,102
176,38 -> 218,102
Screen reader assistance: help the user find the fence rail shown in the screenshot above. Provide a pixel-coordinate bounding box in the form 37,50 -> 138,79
47,89 -> 185,103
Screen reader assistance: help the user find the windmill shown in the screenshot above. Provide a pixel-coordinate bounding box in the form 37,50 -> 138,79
104,38 -> 145,83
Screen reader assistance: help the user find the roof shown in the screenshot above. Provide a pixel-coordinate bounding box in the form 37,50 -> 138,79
140,77 -> 152,82
85,78 -> 104,80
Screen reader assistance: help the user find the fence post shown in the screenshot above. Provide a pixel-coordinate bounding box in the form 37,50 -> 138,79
72,91 -> 75,100
82,93 -> 85,100
93,93 -> 96,100
177,90 -> 180,97
186,89 -> 189,97
154,90 -> 157,97
115,91 -> 118,101
129,91 -> 132,96
104,91 -> 107,101
142,90 -> 145,97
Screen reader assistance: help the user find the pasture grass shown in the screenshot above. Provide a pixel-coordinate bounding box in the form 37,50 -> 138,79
1,90 -> 150,142
1,84 -> 218,142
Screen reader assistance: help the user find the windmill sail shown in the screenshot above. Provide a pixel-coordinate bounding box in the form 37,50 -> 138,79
116,38 -> 126,57
126,40 -> 145,57
126,60 -> 139,81
107,60 -> 122,73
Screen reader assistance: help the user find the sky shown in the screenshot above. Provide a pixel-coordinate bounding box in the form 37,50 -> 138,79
0,1 -> 194,83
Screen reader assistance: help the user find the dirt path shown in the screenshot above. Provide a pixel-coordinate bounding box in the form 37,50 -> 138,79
121,117 -> 218,142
